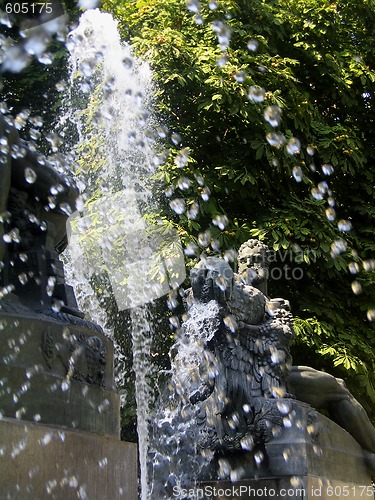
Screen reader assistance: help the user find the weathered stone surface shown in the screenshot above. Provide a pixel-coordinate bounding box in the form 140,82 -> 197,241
0,418 -> 138,500
0,311 -> 120,437
199,400 -> 373,491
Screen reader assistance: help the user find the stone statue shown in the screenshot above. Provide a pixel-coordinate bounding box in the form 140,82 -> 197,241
0,112 -> 119,435
187,239 -> 375,474
185,250 -> 295,455
234,240 -> 375,459
0,113 -> 80,315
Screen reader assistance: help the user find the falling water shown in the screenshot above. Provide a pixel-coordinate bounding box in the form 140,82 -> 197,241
62,10 -> 164,499
149,300 -> 221,498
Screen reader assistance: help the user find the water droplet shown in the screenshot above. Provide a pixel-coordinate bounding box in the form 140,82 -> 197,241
122,57 -> 133,69
216,55 -> 229,67
254,450 -> 264,465
286,137 -> 301,155
59,202 -> 73,216
239,435 -> 254,451
292,166 -> 303,182
175,148 -> 189,168
283,448 -> 291,461
169,315 -> 180,329
230,467 -> 245,482
208,0 -> 218,9
61,380 -> 70,392
212,214 -> 229,229
330,239 -> 347,257
348,262 -> 360,274
187,202 -> 199,219
186,0 -> 201,13
24,167 -> 37,184
306,146 -> 315,156
46,479 -> 57,494
363,259 -> 375,271
211,21 -> 232,51
247,39 -> 258,51
38,52 -> 54,65
78,0 -> 100,9
322,163 -> 334,175
198,232 -> 210,247
30,115 -> 43,128
351,280 -> 362,295
264,105 -> 281,127
16,407 -> 26,419
283,416 -> 292,428
266,132 -> 285,148
33,414 -> 41,422
201,186 -> 210,201
248,86 -> 265,102
98,457 -> 108,468
169,198 -> 185,214
218,458 -> 231,479
313,444 -> 323,456
290,476 -> 304,489
194,14 -> 204,25
177,177 -> 191,190
171,132 -> 181,145
11,437 -> 28,458
234,70 -> 247,82
0,11 -> 13,28
367,309 -> 375,321
18,273 -> 28,285
277,400 -> 292,415
223,315 -> 238,333
311,188 -> 323,200
40,433 -> 53,446
338,219 -> 352,232
325,207 -> 336,221
55,80 -> 67,92
184,242 -> 198,256
318,181 -> 329,193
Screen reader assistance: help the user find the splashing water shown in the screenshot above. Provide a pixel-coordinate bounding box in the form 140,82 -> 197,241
149,300 -> 221,498
61,10 -> 175,499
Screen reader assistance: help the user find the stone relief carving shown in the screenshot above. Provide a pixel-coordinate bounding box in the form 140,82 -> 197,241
41,328 -> 106,387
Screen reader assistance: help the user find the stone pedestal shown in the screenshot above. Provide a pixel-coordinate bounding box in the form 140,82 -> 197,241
0,305 -> 138,499
0,309 -> 120,437
198,400 -> 374,499
0,418 -> 138,499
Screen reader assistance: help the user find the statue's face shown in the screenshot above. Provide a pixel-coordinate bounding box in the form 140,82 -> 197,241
238,245 -> 268,285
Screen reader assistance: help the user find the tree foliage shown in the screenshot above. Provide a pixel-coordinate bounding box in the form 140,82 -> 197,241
102,0 -> 375,418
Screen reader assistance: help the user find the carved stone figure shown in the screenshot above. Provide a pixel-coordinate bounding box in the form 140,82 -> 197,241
0,113 -> 80,314
235,240 -> 375,462
188,239 -> 375,473
186,253 -> 295,455
0,113 -> 119,436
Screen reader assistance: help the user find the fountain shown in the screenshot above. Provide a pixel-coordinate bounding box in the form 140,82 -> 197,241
1,7 -> 185,499
0,108 -> 137,498
1,3 -> 375,500
151,240 -> 375,498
